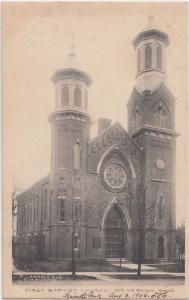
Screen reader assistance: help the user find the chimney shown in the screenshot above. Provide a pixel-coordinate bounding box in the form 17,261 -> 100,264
98,118 -> 112,134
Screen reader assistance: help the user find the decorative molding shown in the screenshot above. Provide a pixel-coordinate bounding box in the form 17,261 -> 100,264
101,198 -> 131,230
96,144 -> 136,179
151,178 -> 172,183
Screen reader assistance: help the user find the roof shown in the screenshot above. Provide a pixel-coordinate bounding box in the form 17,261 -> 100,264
51,46 -> 92,86
89,121 -> 143,152
17,174 -> 50,199
133,17 -> 169,49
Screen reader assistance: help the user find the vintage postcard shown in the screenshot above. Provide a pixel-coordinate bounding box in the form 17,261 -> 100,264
2,2 -> 188,299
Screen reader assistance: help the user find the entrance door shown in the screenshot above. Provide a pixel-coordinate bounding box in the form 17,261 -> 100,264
105,205 -> 124,258
157,236 -> 164,258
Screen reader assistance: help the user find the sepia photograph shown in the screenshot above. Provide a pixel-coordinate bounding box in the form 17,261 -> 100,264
2,2 -> 188,299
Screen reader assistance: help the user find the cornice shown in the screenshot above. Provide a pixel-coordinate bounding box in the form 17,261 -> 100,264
132,125 -> 179,139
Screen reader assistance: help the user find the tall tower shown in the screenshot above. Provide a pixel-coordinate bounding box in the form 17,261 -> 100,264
128,17 -> 178,261
134,16 -> 169,95
48,46 -> 92,259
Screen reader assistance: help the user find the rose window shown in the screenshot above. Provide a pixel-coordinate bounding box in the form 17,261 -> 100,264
104,163 -> 126,189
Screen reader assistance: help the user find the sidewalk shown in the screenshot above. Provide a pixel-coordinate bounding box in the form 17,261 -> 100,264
13,269 -> 185,278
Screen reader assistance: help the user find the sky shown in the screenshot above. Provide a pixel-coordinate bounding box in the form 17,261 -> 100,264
3,2 -> 187,225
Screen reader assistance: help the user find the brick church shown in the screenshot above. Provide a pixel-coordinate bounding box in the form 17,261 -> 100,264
15,17 -> 178,262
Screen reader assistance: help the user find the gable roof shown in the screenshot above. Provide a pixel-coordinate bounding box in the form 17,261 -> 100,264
89,121 -> 143,153
127,82 -> 175,111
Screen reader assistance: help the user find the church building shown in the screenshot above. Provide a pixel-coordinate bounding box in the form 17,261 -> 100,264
15,18 -> 178,262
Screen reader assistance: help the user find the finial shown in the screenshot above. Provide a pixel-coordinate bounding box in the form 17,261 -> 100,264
149,16 -> 154,22
67,32 -> 76,56
144,16 -> 157,31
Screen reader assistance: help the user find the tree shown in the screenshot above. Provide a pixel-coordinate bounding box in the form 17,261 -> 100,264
133,174 -> 156,276
176,225 -> 185,261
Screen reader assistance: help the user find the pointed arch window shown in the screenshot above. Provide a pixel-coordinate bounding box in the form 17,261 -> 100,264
85,89 -> 88,110
154,105 -> 167,128
157,236 -> 164,258
137,48 -> 141,73
158,195 -> 164,220
74,140 -> 81,170
74,86 -> 82,107
133,108 -> 140,131
157,45 -> 163,70
61,86 -> 69,106
145,44 -> 152,70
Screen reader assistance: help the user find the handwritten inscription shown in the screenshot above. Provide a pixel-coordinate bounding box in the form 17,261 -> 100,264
23,288 -> 174,299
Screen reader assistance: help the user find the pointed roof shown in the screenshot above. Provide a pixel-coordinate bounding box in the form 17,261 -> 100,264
89,121 -> 143,152
143,16 -> 158,31
51,45 -> 92,86
133,16 -> 169,49
63,46 -> 82,70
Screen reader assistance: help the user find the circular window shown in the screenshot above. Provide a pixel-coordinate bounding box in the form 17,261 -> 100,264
156,158 -> 166,170
104,163 -> 126,189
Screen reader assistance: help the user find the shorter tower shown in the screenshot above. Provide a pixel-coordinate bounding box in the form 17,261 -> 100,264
48,46 -> 92,259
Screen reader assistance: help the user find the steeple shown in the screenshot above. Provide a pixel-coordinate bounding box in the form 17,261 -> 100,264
49,43 -> 93,174
133,16 -> 169,94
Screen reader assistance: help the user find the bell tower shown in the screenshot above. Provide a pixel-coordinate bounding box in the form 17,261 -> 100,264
128,17 -> 178,261
49,46 -> 92,177
48,46 -> 92,259
134,16 -> 169,95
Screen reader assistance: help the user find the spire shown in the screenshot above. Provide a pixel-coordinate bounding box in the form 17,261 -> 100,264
63,32 -> 81,70
51,32 -> 92,86
63,45 -> 81,70
143,16 -> 157,31
133,16 -> 169,49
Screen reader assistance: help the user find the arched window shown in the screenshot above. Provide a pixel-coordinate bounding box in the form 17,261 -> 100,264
137,48 -> 141,73
157,45 -> 162,70
158,196 -> 164,220
85,89 -> 88,110
154,105 -> 167,128
61,86 -> 69,106
133,108 -> 140,131
145,44 -> 152,70
157,236 -> 164,258
74,140 -> 81,170
74,87 -> 82,107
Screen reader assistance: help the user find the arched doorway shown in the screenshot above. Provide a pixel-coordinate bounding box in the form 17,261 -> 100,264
105,205 -> 124,258
157,236 -> 164,258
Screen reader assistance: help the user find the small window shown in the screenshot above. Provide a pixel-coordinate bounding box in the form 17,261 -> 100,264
145,44 -> 152,70
74,199 -> 81,222
61,86 -> 69,106
74,86 -> 82,107
157,45 -> 162,70
133,108 -> 140,131
42,189 -> 47,220
74,141 -> 81,170
59,177 -> 64,184
158,196 -> 164,220
154,105 -> 167,128
74,235 -> 78,249
59,198 -> 66,222
137,48 -> 141,73
93,237 -> 100,249
85,89 -> 88,110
